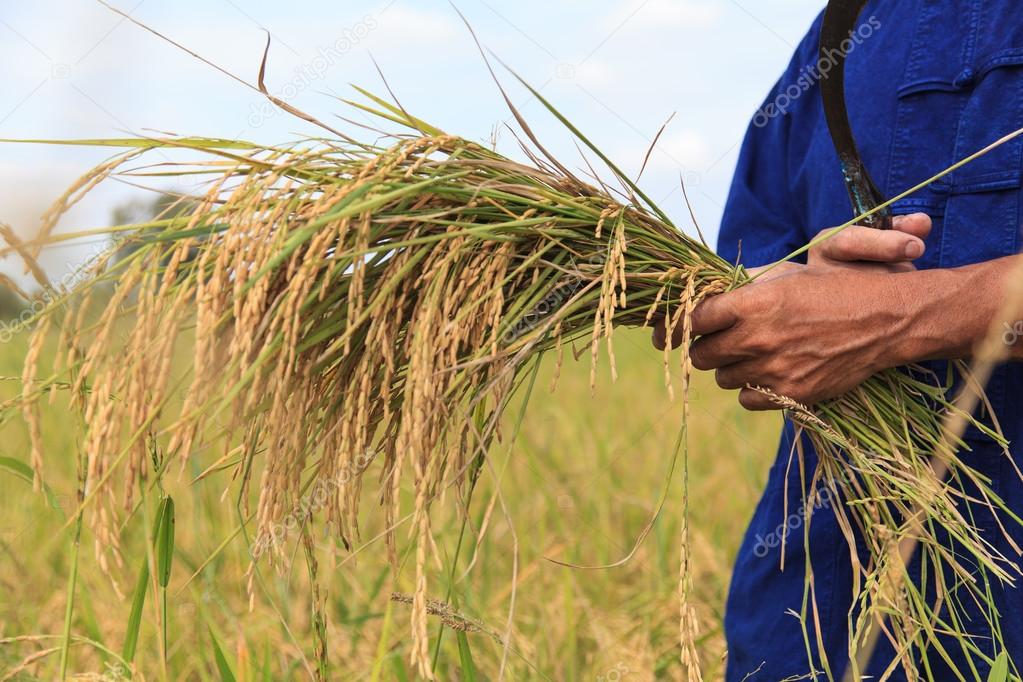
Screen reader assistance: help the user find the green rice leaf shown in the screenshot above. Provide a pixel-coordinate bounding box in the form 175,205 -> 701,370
153,496 -> 175,588
208,627 -> 237,682
456,630 -> 478,682
989,652 -> 1009,682
121,553 -> 149,663
0,455 -> 65,515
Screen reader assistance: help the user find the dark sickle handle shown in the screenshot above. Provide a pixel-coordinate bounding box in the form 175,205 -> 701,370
820,0 -> 892,230
823,5 -> 898,675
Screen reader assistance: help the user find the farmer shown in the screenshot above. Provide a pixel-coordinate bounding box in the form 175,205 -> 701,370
654,3 -> 1023,679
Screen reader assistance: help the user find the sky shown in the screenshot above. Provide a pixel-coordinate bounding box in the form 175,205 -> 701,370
0,0 -> 826,286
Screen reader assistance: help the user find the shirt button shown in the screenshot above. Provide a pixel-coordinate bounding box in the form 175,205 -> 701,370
954,67 -> 976,88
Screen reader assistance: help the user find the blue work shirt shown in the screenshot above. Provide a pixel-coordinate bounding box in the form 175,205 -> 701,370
719,1 -> 1023,679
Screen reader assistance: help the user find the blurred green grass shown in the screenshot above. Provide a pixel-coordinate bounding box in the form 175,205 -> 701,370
0,325 -> 780,680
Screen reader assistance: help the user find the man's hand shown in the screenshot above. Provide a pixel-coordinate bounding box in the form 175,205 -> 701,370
688,264 -> 915,410
805,212 -> 930,273
652,214 -> 931,349
652,214 -> 934,410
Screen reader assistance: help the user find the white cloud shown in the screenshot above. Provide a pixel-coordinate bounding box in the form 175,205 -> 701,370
650,129 -> 713,170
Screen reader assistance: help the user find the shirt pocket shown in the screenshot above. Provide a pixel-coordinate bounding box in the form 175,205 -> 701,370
936,49 -> 1023,270
894,52 -> 1023,449
941,53 -> 1023,446
891,34 -> 1023,267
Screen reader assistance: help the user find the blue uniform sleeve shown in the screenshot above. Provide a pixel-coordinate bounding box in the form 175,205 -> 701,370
718,12 -> 825,267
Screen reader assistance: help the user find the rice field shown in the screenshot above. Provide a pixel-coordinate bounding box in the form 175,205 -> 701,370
1,93 -> 1019,680
2,17 -> 1017,675
0,323 -> 780,680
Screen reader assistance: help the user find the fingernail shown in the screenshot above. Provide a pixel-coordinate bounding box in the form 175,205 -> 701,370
904,240 -> 924,259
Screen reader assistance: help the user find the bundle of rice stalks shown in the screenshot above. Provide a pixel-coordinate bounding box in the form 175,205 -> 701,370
4,79 -> 1020,677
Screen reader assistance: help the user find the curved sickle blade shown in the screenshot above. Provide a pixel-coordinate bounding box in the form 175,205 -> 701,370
820,0 -> 891,229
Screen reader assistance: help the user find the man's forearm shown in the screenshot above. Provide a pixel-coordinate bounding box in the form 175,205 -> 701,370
895,255 -> 1023,365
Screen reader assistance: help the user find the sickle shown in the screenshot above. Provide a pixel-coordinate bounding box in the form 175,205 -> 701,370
820,0 -> 892,230
821,4 -> 898,675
